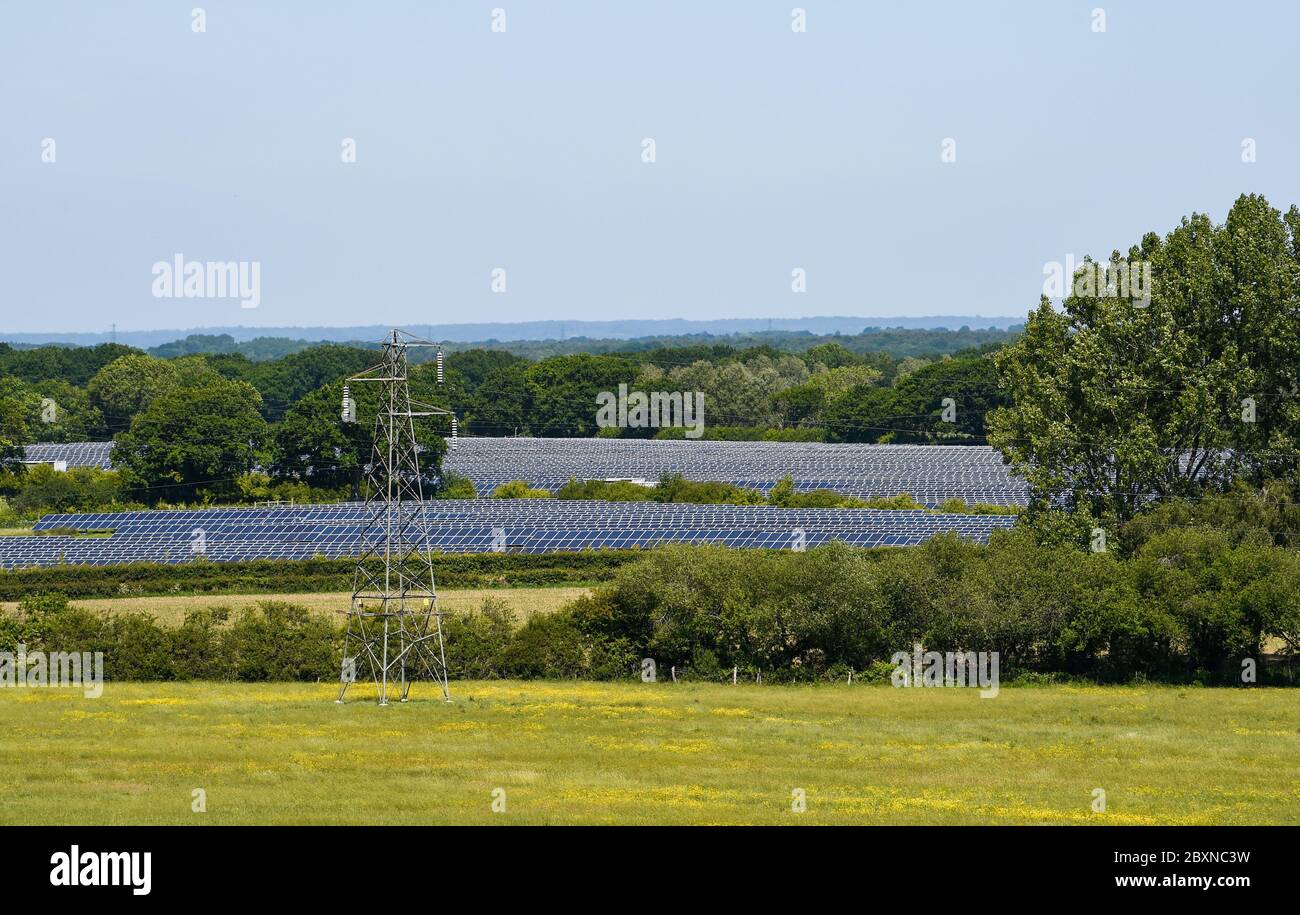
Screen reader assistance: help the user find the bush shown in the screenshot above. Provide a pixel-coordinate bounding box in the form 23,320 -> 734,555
9,465 -> 125,514
498,612 -> 588,678
554,533 -> 1300,684
170,608 -> 232,680
491,480 -> 552,499
0,552 -> 636,600
434,472 -> 478,500
222,602 -> 339,681
3,598 -> 337,682
4,532 -> 1296,685
442,597 -> 516,679
555,478 -> 655,501
654,474 -> 765,505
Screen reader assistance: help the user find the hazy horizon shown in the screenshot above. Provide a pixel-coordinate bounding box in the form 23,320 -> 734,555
1,313 -> 1025,347
4,1 -> 1299,333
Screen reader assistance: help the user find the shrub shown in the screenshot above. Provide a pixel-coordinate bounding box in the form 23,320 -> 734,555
0,552 -> 635,600
170,608 -> 232,680
4,533 -> 1296,685
9,465 -> 125,514
555,477 -> 656,501
435,472 -> 478,500
491,480 -> 552,499
222,602 -> 338,681
654,474 -> 765,505
499,612 -> 587,678
442,597 -> 516,679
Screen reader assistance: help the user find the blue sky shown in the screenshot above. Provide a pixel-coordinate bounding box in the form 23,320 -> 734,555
2,1 -> 1298,333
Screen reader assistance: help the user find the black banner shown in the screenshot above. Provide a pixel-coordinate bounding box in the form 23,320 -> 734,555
1,826 -> 1281,900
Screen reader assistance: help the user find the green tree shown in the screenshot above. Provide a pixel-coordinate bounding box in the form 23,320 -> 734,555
823,353 -> 1002,443
0,342 -> 136,386
269,382 -> 372,494
803,341 -> 862,369
468,362 -> 531,435
271,376 -> 450,496
9,465 -> 123,513
525,354 -> 638,436
244,344 -> 377,419
26,381 -> 105,442
87,354 -> 178,432
114,376 -> 269,502
0,378 -> 31,473
777,363 -> 882,426
446,349 -> 527,393
988,194 -> 1300,526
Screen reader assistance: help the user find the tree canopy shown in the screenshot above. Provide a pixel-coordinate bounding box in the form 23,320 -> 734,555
988,193 -> 1300,525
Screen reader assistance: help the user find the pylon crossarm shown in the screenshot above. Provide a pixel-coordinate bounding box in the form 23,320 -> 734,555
407,398 -> 453,414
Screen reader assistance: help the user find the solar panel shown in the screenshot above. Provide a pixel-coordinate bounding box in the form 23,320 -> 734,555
22,442 -> 114,470
4,438 -> 1029,568
23,438 -> 1030,505
444,438 -> 1029,507
3,500 -> 1017,569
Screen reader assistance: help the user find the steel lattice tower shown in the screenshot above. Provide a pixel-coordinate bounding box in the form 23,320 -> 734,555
337,329 -> 453,704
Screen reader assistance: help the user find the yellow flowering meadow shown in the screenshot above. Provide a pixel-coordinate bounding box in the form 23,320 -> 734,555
0,681 -> 1297,825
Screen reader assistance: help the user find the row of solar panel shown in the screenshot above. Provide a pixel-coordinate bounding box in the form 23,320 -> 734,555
465,479 -> 1023,504
3,498 -> 1020,569
0,526 -> 1012,568
33,501 -> 1011,533
21,442 -> 115,469
23,438 -> 1030,506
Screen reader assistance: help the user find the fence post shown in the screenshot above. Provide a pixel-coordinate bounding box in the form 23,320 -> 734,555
732,666 -> 737,685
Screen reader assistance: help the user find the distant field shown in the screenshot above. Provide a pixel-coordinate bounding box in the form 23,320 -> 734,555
1,682 -> 1296,825
0,586 -> 590,626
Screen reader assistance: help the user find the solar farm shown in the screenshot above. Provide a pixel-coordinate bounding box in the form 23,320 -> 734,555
24,436 -> 1030,505
446,438 -> 1028,506
4,438 -> 1026,569
0,501 -> 1014,569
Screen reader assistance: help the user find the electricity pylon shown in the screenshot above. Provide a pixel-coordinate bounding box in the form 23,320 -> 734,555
337,329 -> 454,704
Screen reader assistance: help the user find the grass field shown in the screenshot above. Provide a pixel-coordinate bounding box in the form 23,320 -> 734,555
0,586 -> 590,625
1,681 -> 1296,825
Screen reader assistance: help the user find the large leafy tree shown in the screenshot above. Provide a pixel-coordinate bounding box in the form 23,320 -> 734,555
525,353 -> 639,436
244,344 -> 376,419
87,354 -> 179,433
27,380 -> 105,442
0,378 -> 31,473
823,353 -> 1004,443
271,367 -> 452,495
114,376 -> 269,502
446,349 -> 527,393
269,383 -> 372,493
467,362 -> 531,435
0,377 -> 105,452
776,364 -> 882,426
988,193 -> 1300,525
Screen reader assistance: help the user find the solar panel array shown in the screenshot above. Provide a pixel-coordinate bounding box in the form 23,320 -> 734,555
21,438 -> 1030,507
22,442 -> 114,470
0,500 -> 1016,569
445,438 -> 1029,507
